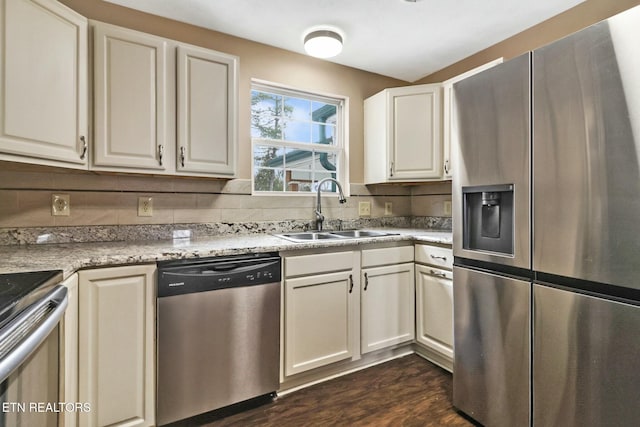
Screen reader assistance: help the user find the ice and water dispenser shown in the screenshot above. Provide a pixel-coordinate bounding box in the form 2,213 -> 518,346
462,184 -> 514,255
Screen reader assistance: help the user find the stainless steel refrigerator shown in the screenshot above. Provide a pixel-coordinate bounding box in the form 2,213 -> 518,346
453,5 -> 640,427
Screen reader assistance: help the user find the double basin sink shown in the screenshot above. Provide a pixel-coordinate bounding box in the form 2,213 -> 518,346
276,229 -> 398,243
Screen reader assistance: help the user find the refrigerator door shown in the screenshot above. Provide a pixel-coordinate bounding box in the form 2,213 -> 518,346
453,266 -> 530,427
452,53 -> 531,269
533,6 -> 640,289
534,284 -> 640,426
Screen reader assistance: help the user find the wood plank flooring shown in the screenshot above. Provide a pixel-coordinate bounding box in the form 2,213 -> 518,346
189,354 -> 477,426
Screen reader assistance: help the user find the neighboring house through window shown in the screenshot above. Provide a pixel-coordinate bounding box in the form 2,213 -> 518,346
251,81 -> 348,195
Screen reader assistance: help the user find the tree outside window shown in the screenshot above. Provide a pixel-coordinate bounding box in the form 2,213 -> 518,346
251,85 -> 344,195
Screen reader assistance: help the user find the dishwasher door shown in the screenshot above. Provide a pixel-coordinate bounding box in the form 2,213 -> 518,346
157,255 -> 281,425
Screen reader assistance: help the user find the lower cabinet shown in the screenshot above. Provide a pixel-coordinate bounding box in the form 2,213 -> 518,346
60,273 -> 79,427
415,244 -> 454,371
282,245 -> 415,381
284,270 -> 355,376
282,251 -> 357,377
78,264 -> 156,427
361,263 -> 415,354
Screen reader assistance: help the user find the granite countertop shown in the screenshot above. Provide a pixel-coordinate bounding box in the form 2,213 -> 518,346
0,229 -> 452,278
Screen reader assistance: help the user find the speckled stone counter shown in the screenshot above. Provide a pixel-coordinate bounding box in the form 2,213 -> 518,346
0,229 -> 452,277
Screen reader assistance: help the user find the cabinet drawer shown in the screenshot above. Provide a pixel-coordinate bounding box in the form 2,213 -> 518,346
415,244 -> 453,269
285,251 -> 355,277
418,265 -> 453,280
362,246 -> 414,268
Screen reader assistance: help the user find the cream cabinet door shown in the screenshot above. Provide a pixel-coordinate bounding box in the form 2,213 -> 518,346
92,22 -> 169,172
60,273 -> 79,427
284,271 -> 354,376
0,0 -> 88,168
389,84 -> 441,180
415,264 -> 453,366
442,82 -> 455,180
78,264 -> 156,427
361,263 -> 415,354
176,45 -> 237,176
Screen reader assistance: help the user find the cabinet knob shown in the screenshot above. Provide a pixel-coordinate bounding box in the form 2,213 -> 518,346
180,146 -> 186,168
348,274 -> 354,294
364,272 -> 369,291
79,136 -> 88,160
390,161 -> 394,177
430,254 -> 447,261
444,159 -> 450,175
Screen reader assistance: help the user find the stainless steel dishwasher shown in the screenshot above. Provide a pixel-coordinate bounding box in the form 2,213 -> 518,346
156,253 -> 281,425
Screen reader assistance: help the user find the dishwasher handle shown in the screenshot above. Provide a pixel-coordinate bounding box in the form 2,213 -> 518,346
0,285 -> 68,383
203,259 -> 278,274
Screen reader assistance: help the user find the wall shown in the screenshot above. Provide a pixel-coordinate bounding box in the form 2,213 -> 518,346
416,0 -> 640,83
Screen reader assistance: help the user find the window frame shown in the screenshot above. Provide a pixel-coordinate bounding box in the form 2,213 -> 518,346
250,80 -> 349,197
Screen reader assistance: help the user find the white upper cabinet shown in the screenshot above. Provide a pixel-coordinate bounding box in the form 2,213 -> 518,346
364,84 -> 442,184
177,45 -> 237,176
92,22 -> 169,172
0,0 -> 88,168
91,21 -> 238,177
442,58 -> 503,179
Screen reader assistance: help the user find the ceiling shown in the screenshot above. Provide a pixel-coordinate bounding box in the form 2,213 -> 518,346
104,0 -> 585,82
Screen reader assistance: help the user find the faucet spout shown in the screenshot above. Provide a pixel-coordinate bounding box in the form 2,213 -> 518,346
315,178 -> 347,231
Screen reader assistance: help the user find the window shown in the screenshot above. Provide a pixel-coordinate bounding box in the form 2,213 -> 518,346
251,82 -> 347,195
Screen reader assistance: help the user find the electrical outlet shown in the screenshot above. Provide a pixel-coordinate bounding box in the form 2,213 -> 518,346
51,194 -> 70,216
444,201 -> 452,215
384,202 -> 393,216
138,197 -> 153,217
358,201 -> 371,217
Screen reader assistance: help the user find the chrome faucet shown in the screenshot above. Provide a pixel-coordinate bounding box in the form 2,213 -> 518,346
315,178 -> 347,231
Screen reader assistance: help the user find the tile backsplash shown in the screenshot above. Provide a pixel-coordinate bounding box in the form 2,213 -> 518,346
0,162 -> 451,245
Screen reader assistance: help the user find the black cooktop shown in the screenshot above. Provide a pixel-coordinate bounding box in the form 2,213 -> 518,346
0,270 -> 63,329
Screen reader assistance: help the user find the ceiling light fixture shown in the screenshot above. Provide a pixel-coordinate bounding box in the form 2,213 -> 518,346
303,29 -> 343,58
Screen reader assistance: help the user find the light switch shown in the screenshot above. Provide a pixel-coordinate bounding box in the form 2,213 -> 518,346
358,201 -> 371,217
384,202 -> 393,216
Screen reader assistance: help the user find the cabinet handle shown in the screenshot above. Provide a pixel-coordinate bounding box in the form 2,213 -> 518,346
364,272 -> 369,291
444,159 -> 450,175
430,254 -> 448,262
390,161 -> 394,177
348,274 -> 354,294
429,269 -> 447,278
158,145 -> 164,166
79,136 -> 88,160
180,146 -> 185,167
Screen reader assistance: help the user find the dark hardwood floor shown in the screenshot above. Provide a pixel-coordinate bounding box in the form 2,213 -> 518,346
192,354 -> 476,426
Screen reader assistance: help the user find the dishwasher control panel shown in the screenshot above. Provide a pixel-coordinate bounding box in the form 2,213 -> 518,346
157,253 -> 281,297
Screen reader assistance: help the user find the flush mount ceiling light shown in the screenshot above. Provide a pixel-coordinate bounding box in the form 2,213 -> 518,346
303,28 -> 343,58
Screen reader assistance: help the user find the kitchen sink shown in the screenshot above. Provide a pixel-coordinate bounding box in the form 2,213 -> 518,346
329,230 -> 392,238
278,232 -> 343,241
276,230 -> 399,243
